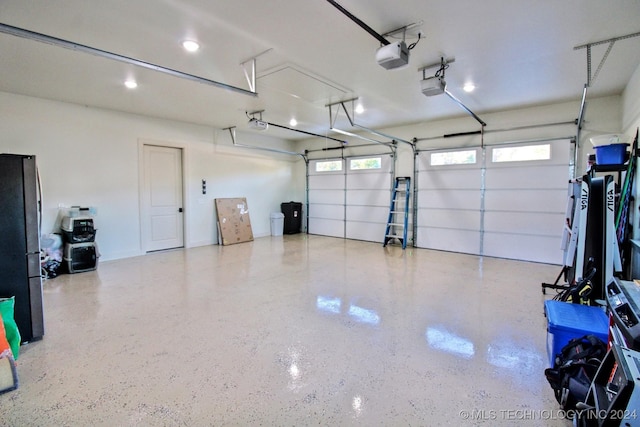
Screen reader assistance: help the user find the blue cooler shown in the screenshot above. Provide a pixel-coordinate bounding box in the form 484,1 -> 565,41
544,300 -> 609,366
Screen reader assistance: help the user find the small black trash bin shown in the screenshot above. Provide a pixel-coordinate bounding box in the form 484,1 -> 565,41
281,201 -> 302,234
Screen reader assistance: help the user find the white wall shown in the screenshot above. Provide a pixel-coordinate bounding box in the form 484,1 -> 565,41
0,91 -> 299,261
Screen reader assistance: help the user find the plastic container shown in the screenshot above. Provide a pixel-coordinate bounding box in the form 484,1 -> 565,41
60,215 -> 96,243
594,143 -> 629,165
63,242 -> 99,273
544,300 -> 609,367
270,212 -> 284,236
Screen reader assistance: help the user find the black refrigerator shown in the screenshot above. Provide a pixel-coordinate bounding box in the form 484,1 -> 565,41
0,154 -> 44,342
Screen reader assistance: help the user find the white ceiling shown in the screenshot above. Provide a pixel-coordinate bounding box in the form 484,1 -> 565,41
1,1 -> 639,141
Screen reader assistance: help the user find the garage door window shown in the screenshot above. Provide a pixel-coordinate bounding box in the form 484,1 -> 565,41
491,144 -> 551,163
350,157 -> 381,170
315,160 -> 343,172
430,150 -> 476,166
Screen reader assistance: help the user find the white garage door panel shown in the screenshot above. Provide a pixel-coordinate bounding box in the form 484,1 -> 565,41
309,189 -> 344,205
486,166 -> 567,189
418,208 -> 481,230
418,189 -> 482,210
483,233 -> 563,264
417,227 -> 481,254
418,168 -> 483,190
417,151 -> 482,251
484,189 -> 567,212
416,140 -> 570,263
347,172 -> 391,189
347,205 -> 388,222
309,218 -> 344,237
484,211 -> 564,235
346,221 -> 386,242
347,190 -> 391,206
308,174 -> 344,189
341,155 -> 394,243
308,154 -> 393,241
309,166 -> 344,237
482,141 -> 570,263
309,204 -> 344,220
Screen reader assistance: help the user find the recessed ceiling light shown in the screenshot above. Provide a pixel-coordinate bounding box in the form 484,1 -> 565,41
182,40 -> 200,52
124,79 -> 138,89
289,118 -> 298,127
463,83 -> 476,93
355,104 -> 365,114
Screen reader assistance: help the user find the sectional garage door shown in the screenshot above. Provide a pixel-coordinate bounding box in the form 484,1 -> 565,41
416,140 -> 571,264
308,162 -> 345,238
416,152 -> 483,255
308,155 -> 393,242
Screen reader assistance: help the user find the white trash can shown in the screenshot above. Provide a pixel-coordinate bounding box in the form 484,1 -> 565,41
270,212 -> 284,236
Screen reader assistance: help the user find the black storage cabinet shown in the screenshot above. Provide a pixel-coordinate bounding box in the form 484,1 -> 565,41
281,202 -> 302,234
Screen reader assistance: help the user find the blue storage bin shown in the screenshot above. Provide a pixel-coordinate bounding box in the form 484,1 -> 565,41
594,143 -> 628,165
544,300 -> 609,367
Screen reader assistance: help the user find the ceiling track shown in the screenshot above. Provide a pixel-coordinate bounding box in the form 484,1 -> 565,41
225,127 -> 307,160
0,22 -> 257,97
325,0 -> 390,45
326,2 -> 485,137
330,126 -> 391,146
266,121 -> 347,145
573,30 -> 640,49
305,142 -> 394,155
246,110 -> 347,144
328,100 -> 414,148
574,30 -> 640,87
419,57 -> 486,128
240,49 -> 272,93
414,119 -> 576,142
415,135 -> 575,153
571,31 -> 640,173
443,89 -> 487,127
574,83 -> 589,176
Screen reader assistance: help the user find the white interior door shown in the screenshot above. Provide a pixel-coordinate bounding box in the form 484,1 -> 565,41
142,144 -> 184,252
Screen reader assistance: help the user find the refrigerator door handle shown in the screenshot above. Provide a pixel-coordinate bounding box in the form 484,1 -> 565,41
27,252 -> 41,278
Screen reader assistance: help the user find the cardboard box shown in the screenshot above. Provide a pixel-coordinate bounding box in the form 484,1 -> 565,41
215,198 -> 254,245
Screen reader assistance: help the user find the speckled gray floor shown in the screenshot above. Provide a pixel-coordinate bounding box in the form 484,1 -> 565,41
1,235 -> 570,426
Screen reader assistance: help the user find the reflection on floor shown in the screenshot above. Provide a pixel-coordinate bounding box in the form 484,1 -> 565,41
1,234 -> 570,426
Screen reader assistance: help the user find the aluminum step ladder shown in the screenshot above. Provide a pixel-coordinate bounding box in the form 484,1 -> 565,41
383,176 -> 410,249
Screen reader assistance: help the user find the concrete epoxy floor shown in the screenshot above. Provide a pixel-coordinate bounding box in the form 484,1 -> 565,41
1,235 -> 570,426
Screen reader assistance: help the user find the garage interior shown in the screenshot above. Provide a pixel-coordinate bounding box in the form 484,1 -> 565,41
1,1 -> 640,425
